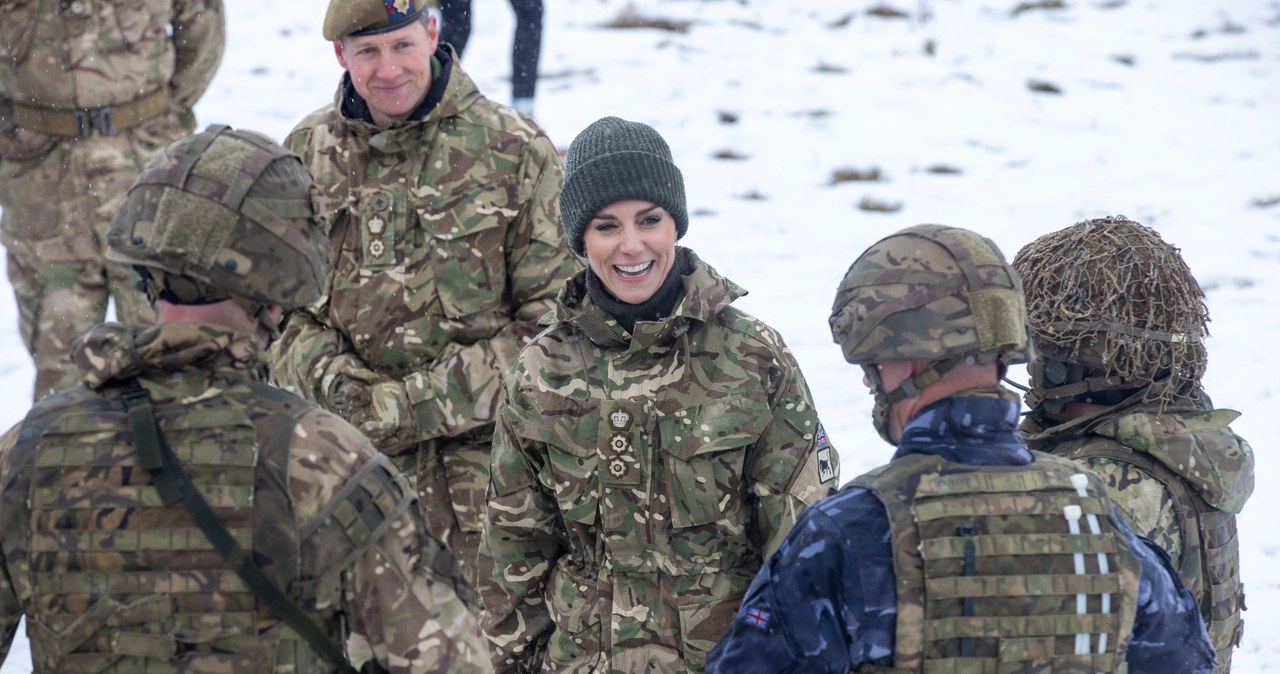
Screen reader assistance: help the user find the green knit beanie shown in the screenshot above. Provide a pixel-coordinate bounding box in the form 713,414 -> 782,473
560,116 -> 688,256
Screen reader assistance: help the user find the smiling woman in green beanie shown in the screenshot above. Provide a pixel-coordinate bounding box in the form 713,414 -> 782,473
476,116 -> 841,674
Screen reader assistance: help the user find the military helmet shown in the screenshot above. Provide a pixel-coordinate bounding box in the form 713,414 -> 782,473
830,224 -> 1030,368
1013,215 -> 1208,410
108,125 -> 330,311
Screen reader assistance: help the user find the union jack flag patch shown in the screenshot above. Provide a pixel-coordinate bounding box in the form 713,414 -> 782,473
744,607 -> 771,630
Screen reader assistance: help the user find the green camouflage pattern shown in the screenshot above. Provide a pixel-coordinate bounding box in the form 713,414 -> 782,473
0,322 -> 492,674
1024,400 -> 1254,674
107,126 -> 332,309
851,451 -> 1143,673
829,224 -> 1028,368
0,0 -> 225,400
479,249 -> 839,674
269,57 -> 578,586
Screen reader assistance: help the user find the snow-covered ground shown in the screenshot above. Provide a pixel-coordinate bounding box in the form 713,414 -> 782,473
1,0 -> 1276,670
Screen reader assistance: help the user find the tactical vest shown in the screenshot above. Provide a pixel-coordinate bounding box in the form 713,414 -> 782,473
5,379 -> 413,674
1051,443 -> 1244,674
850,452 -> 1143,674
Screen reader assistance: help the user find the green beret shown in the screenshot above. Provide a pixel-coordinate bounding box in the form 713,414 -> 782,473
323,0 -> 425,41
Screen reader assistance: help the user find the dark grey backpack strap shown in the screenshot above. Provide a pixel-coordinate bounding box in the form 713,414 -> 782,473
119,380 -> 369,674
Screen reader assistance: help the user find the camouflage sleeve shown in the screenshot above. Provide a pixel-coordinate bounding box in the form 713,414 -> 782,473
503,132 -> 578,328
1078,457 -> 1182,561
270,127 -> 367,412
271,298 -> 381,406
1121,514 -> 1215,674
343,515 -> 493,674
169,0 -> 226,109
478,411 -> 562,674
398,134 -> 578,441
0,425 -> 23,664
289,409 -> 492,673
746,341 -> 841,556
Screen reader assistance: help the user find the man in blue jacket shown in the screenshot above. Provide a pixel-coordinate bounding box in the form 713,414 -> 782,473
707,225 -> 1215,674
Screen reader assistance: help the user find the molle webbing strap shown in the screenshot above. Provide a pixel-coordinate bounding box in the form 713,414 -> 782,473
1054,444 -> 1206,595
165,123 -> 228,188
118,381 -> 362,674
1056,442 -> 1244,666
221,145 -> 277,212
852,453 -> 1140,674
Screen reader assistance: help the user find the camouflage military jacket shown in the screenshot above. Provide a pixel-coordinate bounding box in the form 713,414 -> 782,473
271,50 -> 577,452
707,391 -> 1215,674
0,0 -> 223,118
1023,397 -> 1254,673
0,322 -> 492,674
480,249 -> 840,674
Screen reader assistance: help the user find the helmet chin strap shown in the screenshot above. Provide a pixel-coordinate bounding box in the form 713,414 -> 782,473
1025,358 -> 1142,415
234,297 -> 281,344
862,358 -> 960,446
864,352 -> 1007,443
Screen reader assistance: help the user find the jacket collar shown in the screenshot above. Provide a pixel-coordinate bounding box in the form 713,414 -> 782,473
333,44 -> 477,133
551,247 -> 744,353
893,388 -> 1035,466
74,322 -> 265,391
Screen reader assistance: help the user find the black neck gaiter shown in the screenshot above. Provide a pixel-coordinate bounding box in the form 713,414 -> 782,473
586,253 -> 687,333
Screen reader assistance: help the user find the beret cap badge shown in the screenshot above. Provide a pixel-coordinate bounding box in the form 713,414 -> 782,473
322,0 -> 425,41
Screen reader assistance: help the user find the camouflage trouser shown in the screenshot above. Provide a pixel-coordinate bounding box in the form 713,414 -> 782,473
5,252 -> 154,400
0,123 -> 187,400
392,434 -> 491,590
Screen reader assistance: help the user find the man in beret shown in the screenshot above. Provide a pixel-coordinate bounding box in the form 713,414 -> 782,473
271,0 -> 578,590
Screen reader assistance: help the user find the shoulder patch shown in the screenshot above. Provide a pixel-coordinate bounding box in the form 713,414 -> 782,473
815,425 -> 837,484
743,606 -> 771,631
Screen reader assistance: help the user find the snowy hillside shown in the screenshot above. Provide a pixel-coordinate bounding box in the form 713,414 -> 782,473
0,0 -> 1276,670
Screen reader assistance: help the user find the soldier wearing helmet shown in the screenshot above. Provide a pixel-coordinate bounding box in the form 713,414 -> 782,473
0,126 -> 491,673
708,224 -> 1214,674
1015,216 -> 1254,674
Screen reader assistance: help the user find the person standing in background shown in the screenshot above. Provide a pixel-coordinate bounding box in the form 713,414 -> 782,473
271,0 -> 577,589
439,0 -> 544,117
0,0 -> 225,401
1014,216 -> 1253,674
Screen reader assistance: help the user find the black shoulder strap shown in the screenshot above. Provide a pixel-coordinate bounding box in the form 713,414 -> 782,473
119,381 -> 364,674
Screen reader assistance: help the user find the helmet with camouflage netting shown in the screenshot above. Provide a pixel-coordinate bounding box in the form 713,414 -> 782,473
108,125 -> 330,333
830,225 -> 1030,441
1012,215 -> 1208,414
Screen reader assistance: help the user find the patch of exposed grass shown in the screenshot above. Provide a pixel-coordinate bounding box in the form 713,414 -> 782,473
867,5 -> 910,19
830,167 -> 883,184
604,5 -> 691,33
1173,51 -> 1259,62
858,196 -> 903,212
1027,79 -> 1063,94
1012,0 -> 1066,17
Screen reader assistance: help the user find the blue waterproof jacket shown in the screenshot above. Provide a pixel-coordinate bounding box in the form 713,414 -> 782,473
707,393 -> 1215,674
